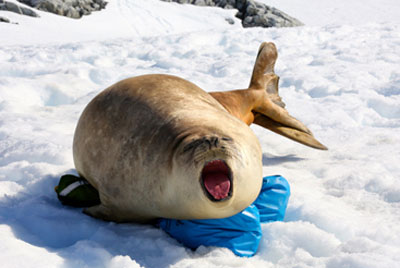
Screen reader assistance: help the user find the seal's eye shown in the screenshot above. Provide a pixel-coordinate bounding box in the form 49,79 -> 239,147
201,159 -> 232,201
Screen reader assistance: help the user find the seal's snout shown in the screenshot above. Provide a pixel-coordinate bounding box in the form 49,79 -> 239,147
201,159 -> 232,201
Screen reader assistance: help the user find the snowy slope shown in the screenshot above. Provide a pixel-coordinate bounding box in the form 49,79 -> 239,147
0,0 -> 240,45
260,0 -> 400,26
1,0 -> 400,267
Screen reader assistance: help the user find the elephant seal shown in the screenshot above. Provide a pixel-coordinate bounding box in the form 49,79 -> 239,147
73,42 -> 326,223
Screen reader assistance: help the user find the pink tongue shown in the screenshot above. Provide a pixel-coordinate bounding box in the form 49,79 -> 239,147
203,173 -> 231,200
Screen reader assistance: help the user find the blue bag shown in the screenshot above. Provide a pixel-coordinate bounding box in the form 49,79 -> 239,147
253,175 -> 290,222
159,175 -> 290,257
159,204 -> 262,257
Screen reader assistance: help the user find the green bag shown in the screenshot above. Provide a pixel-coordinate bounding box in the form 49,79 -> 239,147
55,174 -> 100,207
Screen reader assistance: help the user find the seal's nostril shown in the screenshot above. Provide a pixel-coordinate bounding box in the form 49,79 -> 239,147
212,137 -> 219,147
183,136 -> 222,153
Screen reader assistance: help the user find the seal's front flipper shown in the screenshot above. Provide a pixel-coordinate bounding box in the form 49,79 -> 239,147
83,204 -> 114,221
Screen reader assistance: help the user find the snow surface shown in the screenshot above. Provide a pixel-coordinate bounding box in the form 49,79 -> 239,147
1,0 -> 400,267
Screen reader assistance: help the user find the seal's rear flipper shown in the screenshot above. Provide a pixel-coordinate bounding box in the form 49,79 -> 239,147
210,42 -> 327,150
249,42 -> 278,90
249,42 -> 328,150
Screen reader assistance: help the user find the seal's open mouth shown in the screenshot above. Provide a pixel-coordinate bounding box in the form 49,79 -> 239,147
201,159 -> 232,201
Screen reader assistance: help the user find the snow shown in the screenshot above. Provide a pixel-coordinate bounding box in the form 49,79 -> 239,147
260,0 -> 400,26
1,0 -> 400,267
0,0 -> 240,45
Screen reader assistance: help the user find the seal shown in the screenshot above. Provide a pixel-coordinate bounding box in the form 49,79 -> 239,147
73,42 -> 326,223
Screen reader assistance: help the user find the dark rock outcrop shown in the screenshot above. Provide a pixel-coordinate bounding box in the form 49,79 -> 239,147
0,16 -> 10,23
161,0 -> 303,28
0,0 -> 39,17
17,0 -> 107,19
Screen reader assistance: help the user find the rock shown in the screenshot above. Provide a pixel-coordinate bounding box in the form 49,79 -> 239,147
160,0 -> 303,28
2,2 -> 21,14
236,0 -> 303,28
194,0 -> 206,6
0,16 -> 10,23
225,17 -> 234,24
236,0 -> 246,11
245,3 -> 260,16
0,1 -> 39,17
17,0 -> 108,19
66,6 -> 80,18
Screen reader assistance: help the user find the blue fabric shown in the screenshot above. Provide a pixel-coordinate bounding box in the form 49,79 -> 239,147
253,175 -> 290,223
158,175 -> 291,257
159,204 -> 262,257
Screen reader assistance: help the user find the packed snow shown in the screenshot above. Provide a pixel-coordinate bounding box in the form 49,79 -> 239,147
1,0 -> 400,267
